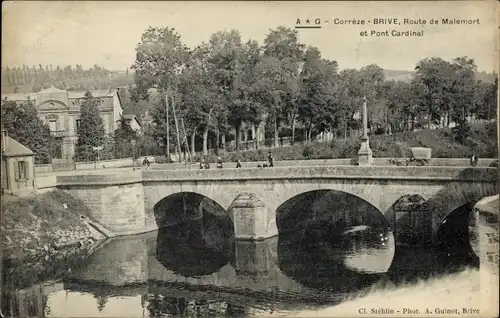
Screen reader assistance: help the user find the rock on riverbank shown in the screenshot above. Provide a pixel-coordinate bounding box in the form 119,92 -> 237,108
1,190 -> 107,288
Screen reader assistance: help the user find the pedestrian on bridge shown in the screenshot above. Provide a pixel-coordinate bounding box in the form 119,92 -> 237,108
267,152 -> 274,167
217,156 -> 224,168
470,153 -> 479,167
142,157 -> 150,170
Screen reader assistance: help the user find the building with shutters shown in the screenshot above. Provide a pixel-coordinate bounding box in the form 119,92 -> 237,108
1,85 -> 140,160
1,128 -> 37,196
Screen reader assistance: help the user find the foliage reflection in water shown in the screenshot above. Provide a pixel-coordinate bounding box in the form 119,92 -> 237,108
1,204 -> 477,317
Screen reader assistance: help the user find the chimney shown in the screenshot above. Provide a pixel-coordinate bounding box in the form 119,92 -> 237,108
1,128 -> 7,154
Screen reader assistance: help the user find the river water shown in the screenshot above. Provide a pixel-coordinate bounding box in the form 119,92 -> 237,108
1,203 -> 478,317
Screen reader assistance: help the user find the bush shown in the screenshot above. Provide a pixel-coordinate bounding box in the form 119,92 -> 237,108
154,156 -> 174,164
179,123 -> 497,162
452,122 -> 472,144
302,145 -> 314,158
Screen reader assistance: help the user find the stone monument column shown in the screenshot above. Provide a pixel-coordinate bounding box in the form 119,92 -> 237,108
358,96 -> 373,165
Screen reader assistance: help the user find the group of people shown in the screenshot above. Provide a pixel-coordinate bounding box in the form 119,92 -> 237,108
148,152 -> 479,169
199,152 -> 275,169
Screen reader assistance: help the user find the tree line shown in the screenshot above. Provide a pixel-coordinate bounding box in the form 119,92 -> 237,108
1,64 -> 132,93
131,26 -> 498,157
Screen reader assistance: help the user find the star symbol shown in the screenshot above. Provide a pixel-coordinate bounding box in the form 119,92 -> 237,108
306,18 -> 311,24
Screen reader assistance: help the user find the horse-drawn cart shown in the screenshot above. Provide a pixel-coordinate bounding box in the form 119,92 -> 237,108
409,147 -> 432,166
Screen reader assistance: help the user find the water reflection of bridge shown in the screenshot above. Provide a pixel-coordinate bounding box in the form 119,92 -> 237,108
69,231 -> 343,297
3,228 -> 396,317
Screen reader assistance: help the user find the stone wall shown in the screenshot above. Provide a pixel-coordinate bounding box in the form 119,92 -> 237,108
35,156 -> 157,173
473,195 -> 499,274
471,195 -> 499,316
62,183 -> 148,236
58,172 -> 149,236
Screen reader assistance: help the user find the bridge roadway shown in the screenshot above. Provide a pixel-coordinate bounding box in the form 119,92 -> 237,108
53,164 -> 498,244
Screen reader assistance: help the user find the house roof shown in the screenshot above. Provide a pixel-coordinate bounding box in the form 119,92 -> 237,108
68,89 -> 116,99
2,136 -> 34,156
38,85 -> 67,94
122,114 -> 136,120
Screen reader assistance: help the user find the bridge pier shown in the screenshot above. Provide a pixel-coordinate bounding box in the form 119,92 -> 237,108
229,193 -> 278,240
234,238 -> 277,275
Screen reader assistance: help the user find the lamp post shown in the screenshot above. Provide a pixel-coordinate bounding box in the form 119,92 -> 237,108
131,139 -> 136,171
357,96 -> 372,165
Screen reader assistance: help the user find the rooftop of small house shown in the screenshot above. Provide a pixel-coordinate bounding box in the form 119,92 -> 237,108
1,134 -> 34,157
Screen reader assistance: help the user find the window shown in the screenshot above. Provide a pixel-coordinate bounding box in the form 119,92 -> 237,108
17,161 -> 27,180
76,119 -> 81,130
49,120 -> 57,132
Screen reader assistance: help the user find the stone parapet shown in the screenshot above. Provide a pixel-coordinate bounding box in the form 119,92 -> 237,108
141,166 -> 497,183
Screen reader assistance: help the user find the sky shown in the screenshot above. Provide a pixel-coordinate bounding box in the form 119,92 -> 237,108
2,1 -> 498,72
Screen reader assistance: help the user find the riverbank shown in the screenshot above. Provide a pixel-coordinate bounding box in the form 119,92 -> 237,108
287,267 -> 498,317
1,190 -> 107,289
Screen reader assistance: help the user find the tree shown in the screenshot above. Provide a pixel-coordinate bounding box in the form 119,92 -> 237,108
177,44 -> 219,156
263,26 -> 305,146
413,58 -> 455,128
236,40 -> 265,149
448,57 -> 477,124
297,48 -> 339,142
1,100 -> 54,163
113,116 -> 138,158
205,30 -> 248,152
75,91 -> 105,161
474,78 -> 497,120
132,27 -> 189,158
380,80 -> 416,133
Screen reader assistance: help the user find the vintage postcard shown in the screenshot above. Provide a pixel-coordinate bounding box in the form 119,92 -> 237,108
1,1 -> 498,317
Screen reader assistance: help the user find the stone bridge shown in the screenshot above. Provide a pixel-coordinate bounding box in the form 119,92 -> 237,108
55,165 -> 498,245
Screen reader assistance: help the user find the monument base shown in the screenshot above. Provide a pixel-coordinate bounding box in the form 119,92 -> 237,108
358,137 -> 373,166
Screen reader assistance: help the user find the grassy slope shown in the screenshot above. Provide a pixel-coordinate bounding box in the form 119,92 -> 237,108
1,190 -> 97,259
191,122 -> 497,163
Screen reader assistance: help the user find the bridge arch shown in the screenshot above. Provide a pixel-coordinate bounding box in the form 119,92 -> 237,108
152,191 -> 229,229
428,182 -> 498,243
257,182 -> 384,217
275,189 -> 390,235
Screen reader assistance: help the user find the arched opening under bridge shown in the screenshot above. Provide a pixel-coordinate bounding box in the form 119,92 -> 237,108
435,202 -> 479,268
153,192 -> 235,277
275,190 -> 395,292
